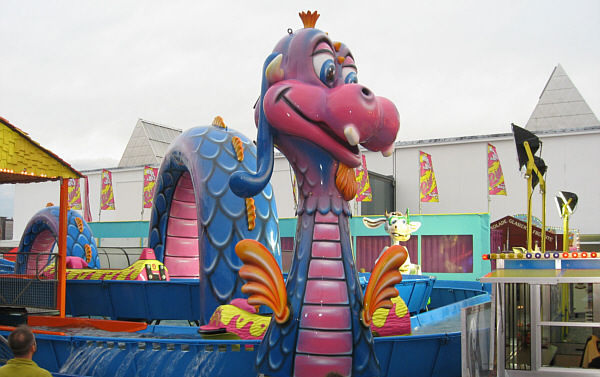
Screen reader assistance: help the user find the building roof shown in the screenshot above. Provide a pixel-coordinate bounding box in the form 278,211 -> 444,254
385,64 -> 599,149
0,116 -> 83,184
118,119 -> 182,168
525,64 -> 600,132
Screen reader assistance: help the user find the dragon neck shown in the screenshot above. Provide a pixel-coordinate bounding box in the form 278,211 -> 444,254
277,136 -> 356,216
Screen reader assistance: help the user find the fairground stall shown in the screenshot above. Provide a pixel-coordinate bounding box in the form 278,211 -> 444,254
475,252 -> 600,376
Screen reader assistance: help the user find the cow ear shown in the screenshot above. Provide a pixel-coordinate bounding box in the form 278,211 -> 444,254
363,217 -> 386,229
409,221 -> 422,233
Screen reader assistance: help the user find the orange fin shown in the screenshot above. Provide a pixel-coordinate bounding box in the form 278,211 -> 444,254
361,245 -> 407,327
235,239 -> 290,324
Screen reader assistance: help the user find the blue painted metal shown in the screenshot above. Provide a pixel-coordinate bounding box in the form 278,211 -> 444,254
16,206 -> 99,271
65,280 -> 200,321
427,280 -> 490,310
64,276 -> 435,321
359,273 -> 435,315
0,282 -> 492,377
397,275 -> 437,314
0,259 -> 14,273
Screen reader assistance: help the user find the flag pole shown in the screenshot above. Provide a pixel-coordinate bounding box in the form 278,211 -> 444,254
141,167 -> 145,221
99,170 -> 103,222
418,151 -> 422,214
487,144 -> 491,213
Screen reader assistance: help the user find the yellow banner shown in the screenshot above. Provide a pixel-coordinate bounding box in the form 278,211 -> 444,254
419,151 -> 439,202
487,143 -> 507,195
101,169 -> 115,210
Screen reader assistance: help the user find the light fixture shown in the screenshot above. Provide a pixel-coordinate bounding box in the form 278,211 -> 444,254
512,124 -> 540,169
512,123 -> 548,252
555,190 -> 578,253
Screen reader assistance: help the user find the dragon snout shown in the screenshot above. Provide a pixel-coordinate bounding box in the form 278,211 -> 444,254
360,96 -> 399,155
327,85 -> 399,153
360,86 -> 374,101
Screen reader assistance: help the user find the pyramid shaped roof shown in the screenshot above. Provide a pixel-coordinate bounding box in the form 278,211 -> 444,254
118,119 -> 182,168
525,64 -> 599,132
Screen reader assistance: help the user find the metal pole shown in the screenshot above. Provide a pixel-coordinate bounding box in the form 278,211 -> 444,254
527,171 -> 533,253
418,151 -> 422,214
487,144 -> 491,214
57,178 -> 68,317
563,212 -> 570,253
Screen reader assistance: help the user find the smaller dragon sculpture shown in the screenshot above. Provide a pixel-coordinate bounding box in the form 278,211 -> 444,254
363,210 -> 422,274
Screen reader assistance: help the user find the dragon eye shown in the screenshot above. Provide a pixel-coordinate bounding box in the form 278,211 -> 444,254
343,67 -> 358,84
313,52 -> 336,86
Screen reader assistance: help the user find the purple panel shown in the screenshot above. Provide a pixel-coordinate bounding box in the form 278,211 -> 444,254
281,237 -> 294,252
304,281 -> 348,304
315,211 -> 338,223
307,259 -> 344,279
421,235 -> 473,273
400,237 -> 419,264
311,242 -> 341,259
177,171 -> 193,188
296,329 -> 352,355
169,199 -> 198,220
294,355 -> 352,377
313,224 -> 340,241
281,237 -> 294,273
164,237 -> 199,257
166,217 -> 198,237
355,235 -> 389,272
300,305 -> 351,330
164,256 -> 199,278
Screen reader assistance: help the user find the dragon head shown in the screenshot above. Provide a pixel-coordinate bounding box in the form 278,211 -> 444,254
230,11 -> 400,198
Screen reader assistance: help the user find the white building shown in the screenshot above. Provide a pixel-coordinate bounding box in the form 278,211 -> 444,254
9,64 -> 600,246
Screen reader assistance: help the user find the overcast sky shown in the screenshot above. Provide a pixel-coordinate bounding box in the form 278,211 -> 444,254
1,1 -> 599,217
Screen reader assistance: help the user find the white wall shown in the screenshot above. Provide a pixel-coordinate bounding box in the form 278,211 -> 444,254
12,167 -> 152,240
269,129 -> 599,235
365,130 -> 598,234
12,128 -> 600,241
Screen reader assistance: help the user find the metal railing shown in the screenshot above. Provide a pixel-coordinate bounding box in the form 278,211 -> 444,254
0,252 -> 58,309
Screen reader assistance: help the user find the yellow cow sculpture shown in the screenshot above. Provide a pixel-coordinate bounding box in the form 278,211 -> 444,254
363,210 -> 422,274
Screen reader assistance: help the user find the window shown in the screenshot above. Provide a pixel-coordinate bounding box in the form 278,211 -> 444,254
360,172 -> 394,216
539,283 -> 600,368
280,237 -> 294,273
421,235 -> 473,273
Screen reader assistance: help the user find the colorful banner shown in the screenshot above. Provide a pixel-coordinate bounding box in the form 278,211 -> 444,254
68,178 -> 82,210
487,143 -> 507,195
419,151 -> 439,202
355,154 -> 372,202
84,176 -> 92,222
100,169 -> 115,210
143,166 -> 159,208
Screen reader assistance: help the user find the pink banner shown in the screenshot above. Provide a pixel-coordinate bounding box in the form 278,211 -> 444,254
419,151 -> 439,202
84,176 -> 92,222
68,178 -> 82,210
355,155 -> 372,202
143,166 -> 159,208
487,143 -> 507,195
100,169 -> 115,210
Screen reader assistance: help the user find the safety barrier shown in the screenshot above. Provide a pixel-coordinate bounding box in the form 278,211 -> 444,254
0,252 -> 58,310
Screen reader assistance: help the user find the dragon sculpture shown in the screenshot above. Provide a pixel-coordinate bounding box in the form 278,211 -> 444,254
229,11 -> 403,377
363,210 -> 422,274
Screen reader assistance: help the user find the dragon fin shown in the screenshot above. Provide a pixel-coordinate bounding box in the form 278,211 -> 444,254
235,239 -> 290,324
361,245 -> 407,327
